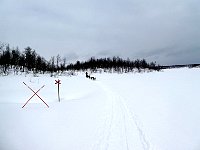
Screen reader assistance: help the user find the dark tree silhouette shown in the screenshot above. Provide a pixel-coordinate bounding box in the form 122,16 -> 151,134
66,56 -> 160,73
0,42 -> 164,75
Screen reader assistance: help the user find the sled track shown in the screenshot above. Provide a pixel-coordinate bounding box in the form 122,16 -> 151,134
92,86 -> 115,150
92,81 -> 152,150
119,95 -> 150,150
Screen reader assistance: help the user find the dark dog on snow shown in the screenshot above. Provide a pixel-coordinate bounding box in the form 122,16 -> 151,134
90,77 -> 96,80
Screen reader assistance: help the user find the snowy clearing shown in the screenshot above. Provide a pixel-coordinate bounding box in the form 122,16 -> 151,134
0,68 -> 200,150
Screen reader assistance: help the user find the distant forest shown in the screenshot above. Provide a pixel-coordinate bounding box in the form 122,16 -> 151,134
0,42 -> 161,75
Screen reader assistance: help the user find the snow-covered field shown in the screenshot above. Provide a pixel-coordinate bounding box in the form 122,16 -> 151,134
0,68 -> 200,150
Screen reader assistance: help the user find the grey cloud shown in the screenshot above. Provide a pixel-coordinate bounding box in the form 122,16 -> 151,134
134,46 -> 200,65
1,0 -> 200,65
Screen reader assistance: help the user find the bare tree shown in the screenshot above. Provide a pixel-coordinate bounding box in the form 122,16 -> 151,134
56,54 -> 61,71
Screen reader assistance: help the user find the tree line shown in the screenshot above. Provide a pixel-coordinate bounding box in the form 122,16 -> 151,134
0,43 -> 66,75
0,42 -> 160,75
67,57 -> 160,73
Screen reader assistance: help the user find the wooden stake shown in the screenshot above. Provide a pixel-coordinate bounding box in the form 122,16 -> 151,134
55,79 -> 61,102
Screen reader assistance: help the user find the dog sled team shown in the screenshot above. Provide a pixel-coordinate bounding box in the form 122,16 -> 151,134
85,72 -> 96,80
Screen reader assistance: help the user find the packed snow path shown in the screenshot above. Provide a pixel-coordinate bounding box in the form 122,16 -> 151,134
92,81 -> 151,150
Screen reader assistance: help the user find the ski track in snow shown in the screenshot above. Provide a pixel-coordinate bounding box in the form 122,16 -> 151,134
92,81 -> 152,150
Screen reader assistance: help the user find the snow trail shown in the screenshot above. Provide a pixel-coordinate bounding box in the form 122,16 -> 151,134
92,81 -> 152,150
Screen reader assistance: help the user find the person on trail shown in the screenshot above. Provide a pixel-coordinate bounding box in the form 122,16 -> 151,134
86,72 -> 90,78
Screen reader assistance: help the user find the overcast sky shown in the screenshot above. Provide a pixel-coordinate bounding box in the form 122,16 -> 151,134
1,0 -> 200,65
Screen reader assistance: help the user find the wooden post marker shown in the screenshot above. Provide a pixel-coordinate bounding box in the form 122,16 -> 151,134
55,79 -> 61,102
22,82 -> 49,108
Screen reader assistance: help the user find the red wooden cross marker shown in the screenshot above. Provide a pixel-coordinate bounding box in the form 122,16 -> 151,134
22,82 -> 49,108
55,79 -> 61,102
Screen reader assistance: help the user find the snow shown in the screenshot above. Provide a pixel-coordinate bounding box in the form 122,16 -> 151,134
0,68 -> 200,150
